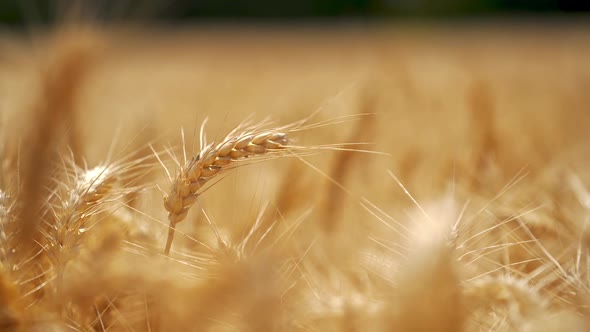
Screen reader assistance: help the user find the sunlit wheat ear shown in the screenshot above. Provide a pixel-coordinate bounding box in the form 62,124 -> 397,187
49,165 -> 116,249
44,154 -> 151,259
392,195 -> 464,332
160,119 -> 301,255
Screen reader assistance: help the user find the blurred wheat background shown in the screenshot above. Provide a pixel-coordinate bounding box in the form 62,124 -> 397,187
0,1 -> 590,331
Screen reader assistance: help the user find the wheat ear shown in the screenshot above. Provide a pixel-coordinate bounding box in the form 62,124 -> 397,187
163,122 -> 293,254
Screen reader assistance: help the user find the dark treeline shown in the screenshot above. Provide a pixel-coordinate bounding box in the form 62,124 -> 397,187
0,0 -> 589,24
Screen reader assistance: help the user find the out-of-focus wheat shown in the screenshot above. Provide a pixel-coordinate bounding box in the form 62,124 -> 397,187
0,21 -> 589,332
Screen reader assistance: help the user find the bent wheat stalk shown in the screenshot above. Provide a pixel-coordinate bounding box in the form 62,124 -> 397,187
162,121 -> 294,255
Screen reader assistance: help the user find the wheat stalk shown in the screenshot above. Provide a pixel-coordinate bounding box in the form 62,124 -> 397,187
162,120 -> 295,255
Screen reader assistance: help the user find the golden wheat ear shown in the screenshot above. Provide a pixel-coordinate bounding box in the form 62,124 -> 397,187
45,151 -> 153,252
391,195 -> 465,332
159,119 -> 301,255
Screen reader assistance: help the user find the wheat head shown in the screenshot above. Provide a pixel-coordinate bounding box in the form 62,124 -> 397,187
162,121 -> 295,254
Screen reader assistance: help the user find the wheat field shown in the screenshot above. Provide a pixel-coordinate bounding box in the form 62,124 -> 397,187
0,21 -> 590,331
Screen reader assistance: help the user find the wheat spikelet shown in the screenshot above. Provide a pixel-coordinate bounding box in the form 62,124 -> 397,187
37,155 -> 144,269
46,156 -> 150,249
162,120 -> 295,254
47,165 -> 117,252
23,154 -> 152,327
